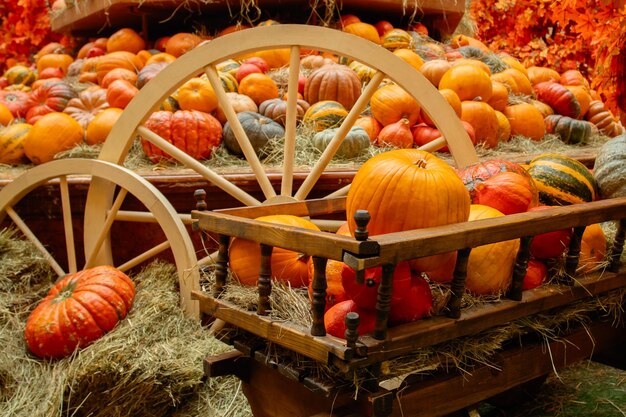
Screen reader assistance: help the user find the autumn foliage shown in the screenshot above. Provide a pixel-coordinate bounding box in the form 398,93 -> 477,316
470,0 -> 626,119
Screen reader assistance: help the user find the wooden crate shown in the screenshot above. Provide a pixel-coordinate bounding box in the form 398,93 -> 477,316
191,195 -> 626,417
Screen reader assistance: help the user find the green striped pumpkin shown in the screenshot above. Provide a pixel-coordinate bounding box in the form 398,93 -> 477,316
0,122 -> 32,165
159,95 -> 180,112
381,29 -> 412,50
215,59 -> 240,77
218,71 -> 239,93
527,153 -> 598,205
4,65 -> 37,87
544,114 -> 593,145
302,100 -> 348,132
348,60 -> 376,84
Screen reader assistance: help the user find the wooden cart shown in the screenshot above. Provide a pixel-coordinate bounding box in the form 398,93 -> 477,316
191,194 -> 626,417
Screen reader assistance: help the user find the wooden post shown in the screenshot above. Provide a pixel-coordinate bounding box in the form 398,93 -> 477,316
258,243 -> 273,315
311,256 -> 328,336
344,311 -> 360,350
214,234 -> 230,298
609,218 -> 625,273
373,263 -> 395,340
564,225 -> 586,282
507,236 -> 533,301
447,248 -> 471,319
353,210 -> 370,285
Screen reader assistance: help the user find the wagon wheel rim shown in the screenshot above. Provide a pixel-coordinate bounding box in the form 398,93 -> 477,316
0,158 -> 200,317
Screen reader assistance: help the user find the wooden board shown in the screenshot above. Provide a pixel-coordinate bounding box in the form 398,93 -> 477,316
50,0 -> 466,38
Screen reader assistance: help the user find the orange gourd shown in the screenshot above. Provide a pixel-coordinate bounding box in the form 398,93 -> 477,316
304,64 -> 362,109
419,59 -> 452,88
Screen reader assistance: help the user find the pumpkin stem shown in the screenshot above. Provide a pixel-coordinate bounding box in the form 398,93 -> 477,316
54,278 -> 77,302
414,159 -> 428,169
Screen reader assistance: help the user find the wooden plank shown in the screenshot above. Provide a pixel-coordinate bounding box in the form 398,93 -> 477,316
192,210 -> 379,261
192,290 -> 353,363
212,195 -> 346,219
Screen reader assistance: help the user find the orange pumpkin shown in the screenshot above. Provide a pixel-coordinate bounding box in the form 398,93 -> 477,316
522,259 -> 548,290
473,171 -> 539,214
439,64 -> 493,102
86,107 -> 123,145
419,59 -> 452,88
577,223 -> 607,273
503,102 -> 546,141
63,88 -> 109,129
0,103 -> 14,126
392,48 -> 424,71
342,22 -> 381,44
214,92 -> 258,125
451,58 -> 491,75
229,215 -> 321,287
23,112 -> 84,164
501,68 -> 533,96
460,100 -> 499,148
165,32 -> 203,57
375,118 -> 413,148
238,73 -> 279,106
487,81 -> 510,112
527,66 -> 561,85
145,52 -> 177,65
304,64 -> 362,109
354,115 -> 382,142
100,67 -> 138,88
106,79 -> 138,109
177,77 -> 218,113
465,204 -> 520,295
421,88 -> 461,127
369,84 -> 421,126
95,51 -> 143,85
36,53 -> 74,76
500,55 -> 528,77
324,299 -> 376,338
106,28 -> 146,54
565,85 -> 591,118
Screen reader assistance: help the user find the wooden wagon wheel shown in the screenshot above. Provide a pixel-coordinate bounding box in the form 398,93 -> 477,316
83,24 -> 479,316
0,158 -> 199,316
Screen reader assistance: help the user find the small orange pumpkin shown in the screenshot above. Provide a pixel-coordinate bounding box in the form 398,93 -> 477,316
369,84 -> 421,126
460,100 -> 499,148
238,73 -> 279,106
177,77 -> 218,113
106,28 -> 146,54
375,118 -> 413,148
577,223 -> 607,274
86,107 -> 123,145
165,32 -> 203,57
106,79 -> 138,109
24,112 -> 84,164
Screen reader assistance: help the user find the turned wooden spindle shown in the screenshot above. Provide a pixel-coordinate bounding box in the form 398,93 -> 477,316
311,256 -> 328,337
447,248 -> 471,319
353,210 -> 370,285
344,311 -> 360,350
192,189 -> 207,232
373,263 -> 395,340
258,243 -> 273,315
507,236 -> 533,301
563,225 -> 586,283
609,218 -> 626,273
214,234 -> 230,298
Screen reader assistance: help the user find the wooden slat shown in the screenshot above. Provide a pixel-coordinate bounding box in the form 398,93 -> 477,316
192,290 -> 353,363
211,195 -> 346,218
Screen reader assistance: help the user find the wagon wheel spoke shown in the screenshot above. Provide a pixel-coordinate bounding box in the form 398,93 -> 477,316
84,187 -> 128,269
4,205 -> 66,277
280,45 -> 302,198
294,71 -> 385,201
59,175 -> 78,274
205,65 -> 276,201
116,240 -> 172,272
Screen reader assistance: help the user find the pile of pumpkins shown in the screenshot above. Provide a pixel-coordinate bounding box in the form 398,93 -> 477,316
0,16 -> 624,166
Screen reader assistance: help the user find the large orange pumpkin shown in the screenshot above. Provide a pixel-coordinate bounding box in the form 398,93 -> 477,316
304,64 -> 362,109
439,64 -> 493,102
23,112 -> 84,164
229,215 -> 321,287
369,84 -> 421,126
503,103 -> 546,141
465,204 -> 520,295
346,149 -> 470,271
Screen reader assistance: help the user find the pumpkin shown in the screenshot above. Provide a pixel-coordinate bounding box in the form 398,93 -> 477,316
452,58 -> 491,75
501,68 -> 533,96
527,153 -> 598,205
487,81 -> 511,112
585,100 -> 624,137
388,274 -> 433,325
473,171 -> 539,214
145,52 -> 177,66
449,34 -> 491,53
0,123 -> 31,164
165,32 -> 203,57
419,59 -> 452,88
222,111 -> 284,157
312,125 -> 370,158
36,53 -> 74,76
86,107 -> 123,145
522,259 -> 548,290
465,204 -> 520,295
34,42 -> 66,61
324,299 -> 376,338
354,115 -> 382,142
593,134 -> 626,199
301,55 -> 335,70
375,118 -> 413,148
235,62 -> 263,82
503,102 -> 546,141
341,261 -> 412,310
577,224 -> 607,274
177,77 -> 218,113
533,81 -> 581,119
527,66 -> 561,85
342,22 -> 381,44
348,60 -> 377,84
23,112 -> 84,164
495,110 -> 512,142
302,100 -> 349,132
460,100 -> 499,148
106,79 -> 138,109
530,98 -> 554,118
229,215 -> 320,287
559,69 -> 590,89
369,84 -> 421,126
100,67 -> 138,88
24,265 -> 135,359
106,27 -> 146,54
95,51 -> 143,85
346,149 -> 470,271
63,88 -> 109,129
528,205 -> 573,259
141,110 -> 222,162
4,65 -> 37,86
0,102 -> 14,126
160,95 -> 180,112
304,64 -> 361,110
0,90 -> 31,118
457,158 -> 533,203
381,29 -> 413,50
258,97 -> 310,126
238,49 -> 291,70
565,85 -> 591,118
439,64 -> 493,102
238,73 -> 279,106
421,88 -> 462,127
136,62 -> 169,89
25,81 -> 78,124
544,114 -> 593,145
392,48 -> 424,71
219,71 -> 239,93
215,92 -> 258,125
